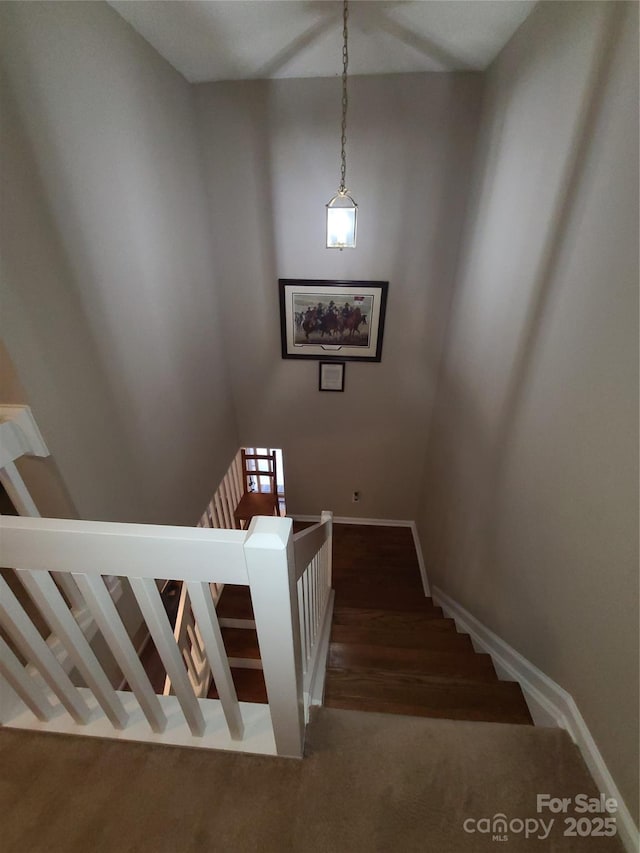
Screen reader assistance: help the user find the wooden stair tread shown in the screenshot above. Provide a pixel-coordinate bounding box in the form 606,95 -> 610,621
329,642 -> 497,681
208,667 -> 267,704
332,605 -> 452,626
333,602 -> 444,616
326,520 -> 533,727
324,693 -> 532,725
221,626 -> 260,659
327,666 -> 506,691
332,587 -> 429,611
324,669 -> 532,725
330,623 -> 471,649
216,584 -> 254,620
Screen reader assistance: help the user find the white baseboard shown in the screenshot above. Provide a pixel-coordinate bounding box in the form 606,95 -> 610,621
408,521 -> 430,597
432,585 -> 639,853
291,516 -> 431,597
292,514 -> 412,527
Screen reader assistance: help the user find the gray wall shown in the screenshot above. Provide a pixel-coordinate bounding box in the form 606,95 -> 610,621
195,73 -> 482,518
0,1 -> 238,525
417,1 -> 639,820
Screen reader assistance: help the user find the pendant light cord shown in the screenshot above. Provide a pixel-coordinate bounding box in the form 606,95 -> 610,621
339,0 -> 349,194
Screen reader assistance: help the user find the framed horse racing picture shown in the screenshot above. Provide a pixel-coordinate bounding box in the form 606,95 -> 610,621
279,279 -> 388,362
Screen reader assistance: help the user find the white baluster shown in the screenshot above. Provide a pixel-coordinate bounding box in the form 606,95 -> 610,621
186,580 -> 243,740
0,461 -> 39,517
297,577 -> 307,676
18,570 -> 128,729
305,564 -> 312,651
0,462 -> 85,610
218,479 -> 233,529
228,459 -> 242,519
225,484 -> 235,527
129,576 -> 205,737
0,636 -> 53,721
186,621 -> 204,668
0,575 -> 91,724
51,572 -> 86,612
321,511 -> 333,591
313,554 -> 320,640
72,573 -> 167,734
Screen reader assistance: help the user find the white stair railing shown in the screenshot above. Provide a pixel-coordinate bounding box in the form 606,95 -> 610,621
0,405 -> 86,611
198,449 -> 244,530
293,511 -> 335,714
0,512 -> 334,758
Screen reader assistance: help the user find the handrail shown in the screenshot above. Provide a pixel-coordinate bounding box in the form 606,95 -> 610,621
198,448 -> 244,530
0,511 -> 335,757
0,515 -> 291,755
292,519 -> 324,539
0,406 -> 86,610
0,405 -> 49,470
293,517 -> 331,580
0,516 -> 249,584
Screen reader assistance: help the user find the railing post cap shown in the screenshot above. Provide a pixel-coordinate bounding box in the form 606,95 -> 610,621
243,516 -> 292,551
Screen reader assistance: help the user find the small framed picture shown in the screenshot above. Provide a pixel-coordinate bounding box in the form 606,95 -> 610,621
319,361 -> 345,392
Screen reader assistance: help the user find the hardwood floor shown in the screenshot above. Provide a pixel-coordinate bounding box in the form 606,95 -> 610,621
323,524 -> 533,725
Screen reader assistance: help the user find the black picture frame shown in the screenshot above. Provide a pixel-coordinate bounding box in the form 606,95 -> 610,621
319,361 -> 345,392
279,279 -> 388,362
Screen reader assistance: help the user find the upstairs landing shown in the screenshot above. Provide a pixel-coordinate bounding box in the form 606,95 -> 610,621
0,706 -> 620,852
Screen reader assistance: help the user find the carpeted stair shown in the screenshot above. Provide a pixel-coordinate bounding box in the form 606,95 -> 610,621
0,706 -> 623,852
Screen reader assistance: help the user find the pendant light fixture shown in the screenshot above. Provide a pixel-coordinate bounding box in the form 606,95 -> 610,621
326,0 -> 357,249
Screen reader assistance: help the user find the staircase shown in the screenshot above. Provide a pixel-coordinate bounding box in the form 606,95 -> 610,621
322,524 -> 533,725
155,523 -> 532,724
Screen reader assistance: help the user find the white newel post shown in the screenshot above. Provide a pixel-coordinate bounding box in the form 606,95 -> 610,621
243,516 -> 304,758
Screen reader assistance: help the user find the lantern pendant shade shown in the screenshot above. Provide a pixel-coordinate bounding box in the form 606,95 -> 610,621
326,191 -> 358,249
326,0 -> 357,249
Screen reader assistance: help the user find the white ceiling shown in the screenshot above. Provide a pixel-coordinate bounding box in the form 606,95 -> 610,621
108,1 -> 538,82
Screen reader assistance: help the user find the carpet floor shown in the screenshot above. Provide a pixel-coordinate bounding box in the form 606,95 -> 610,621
0,708 -> 624,853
